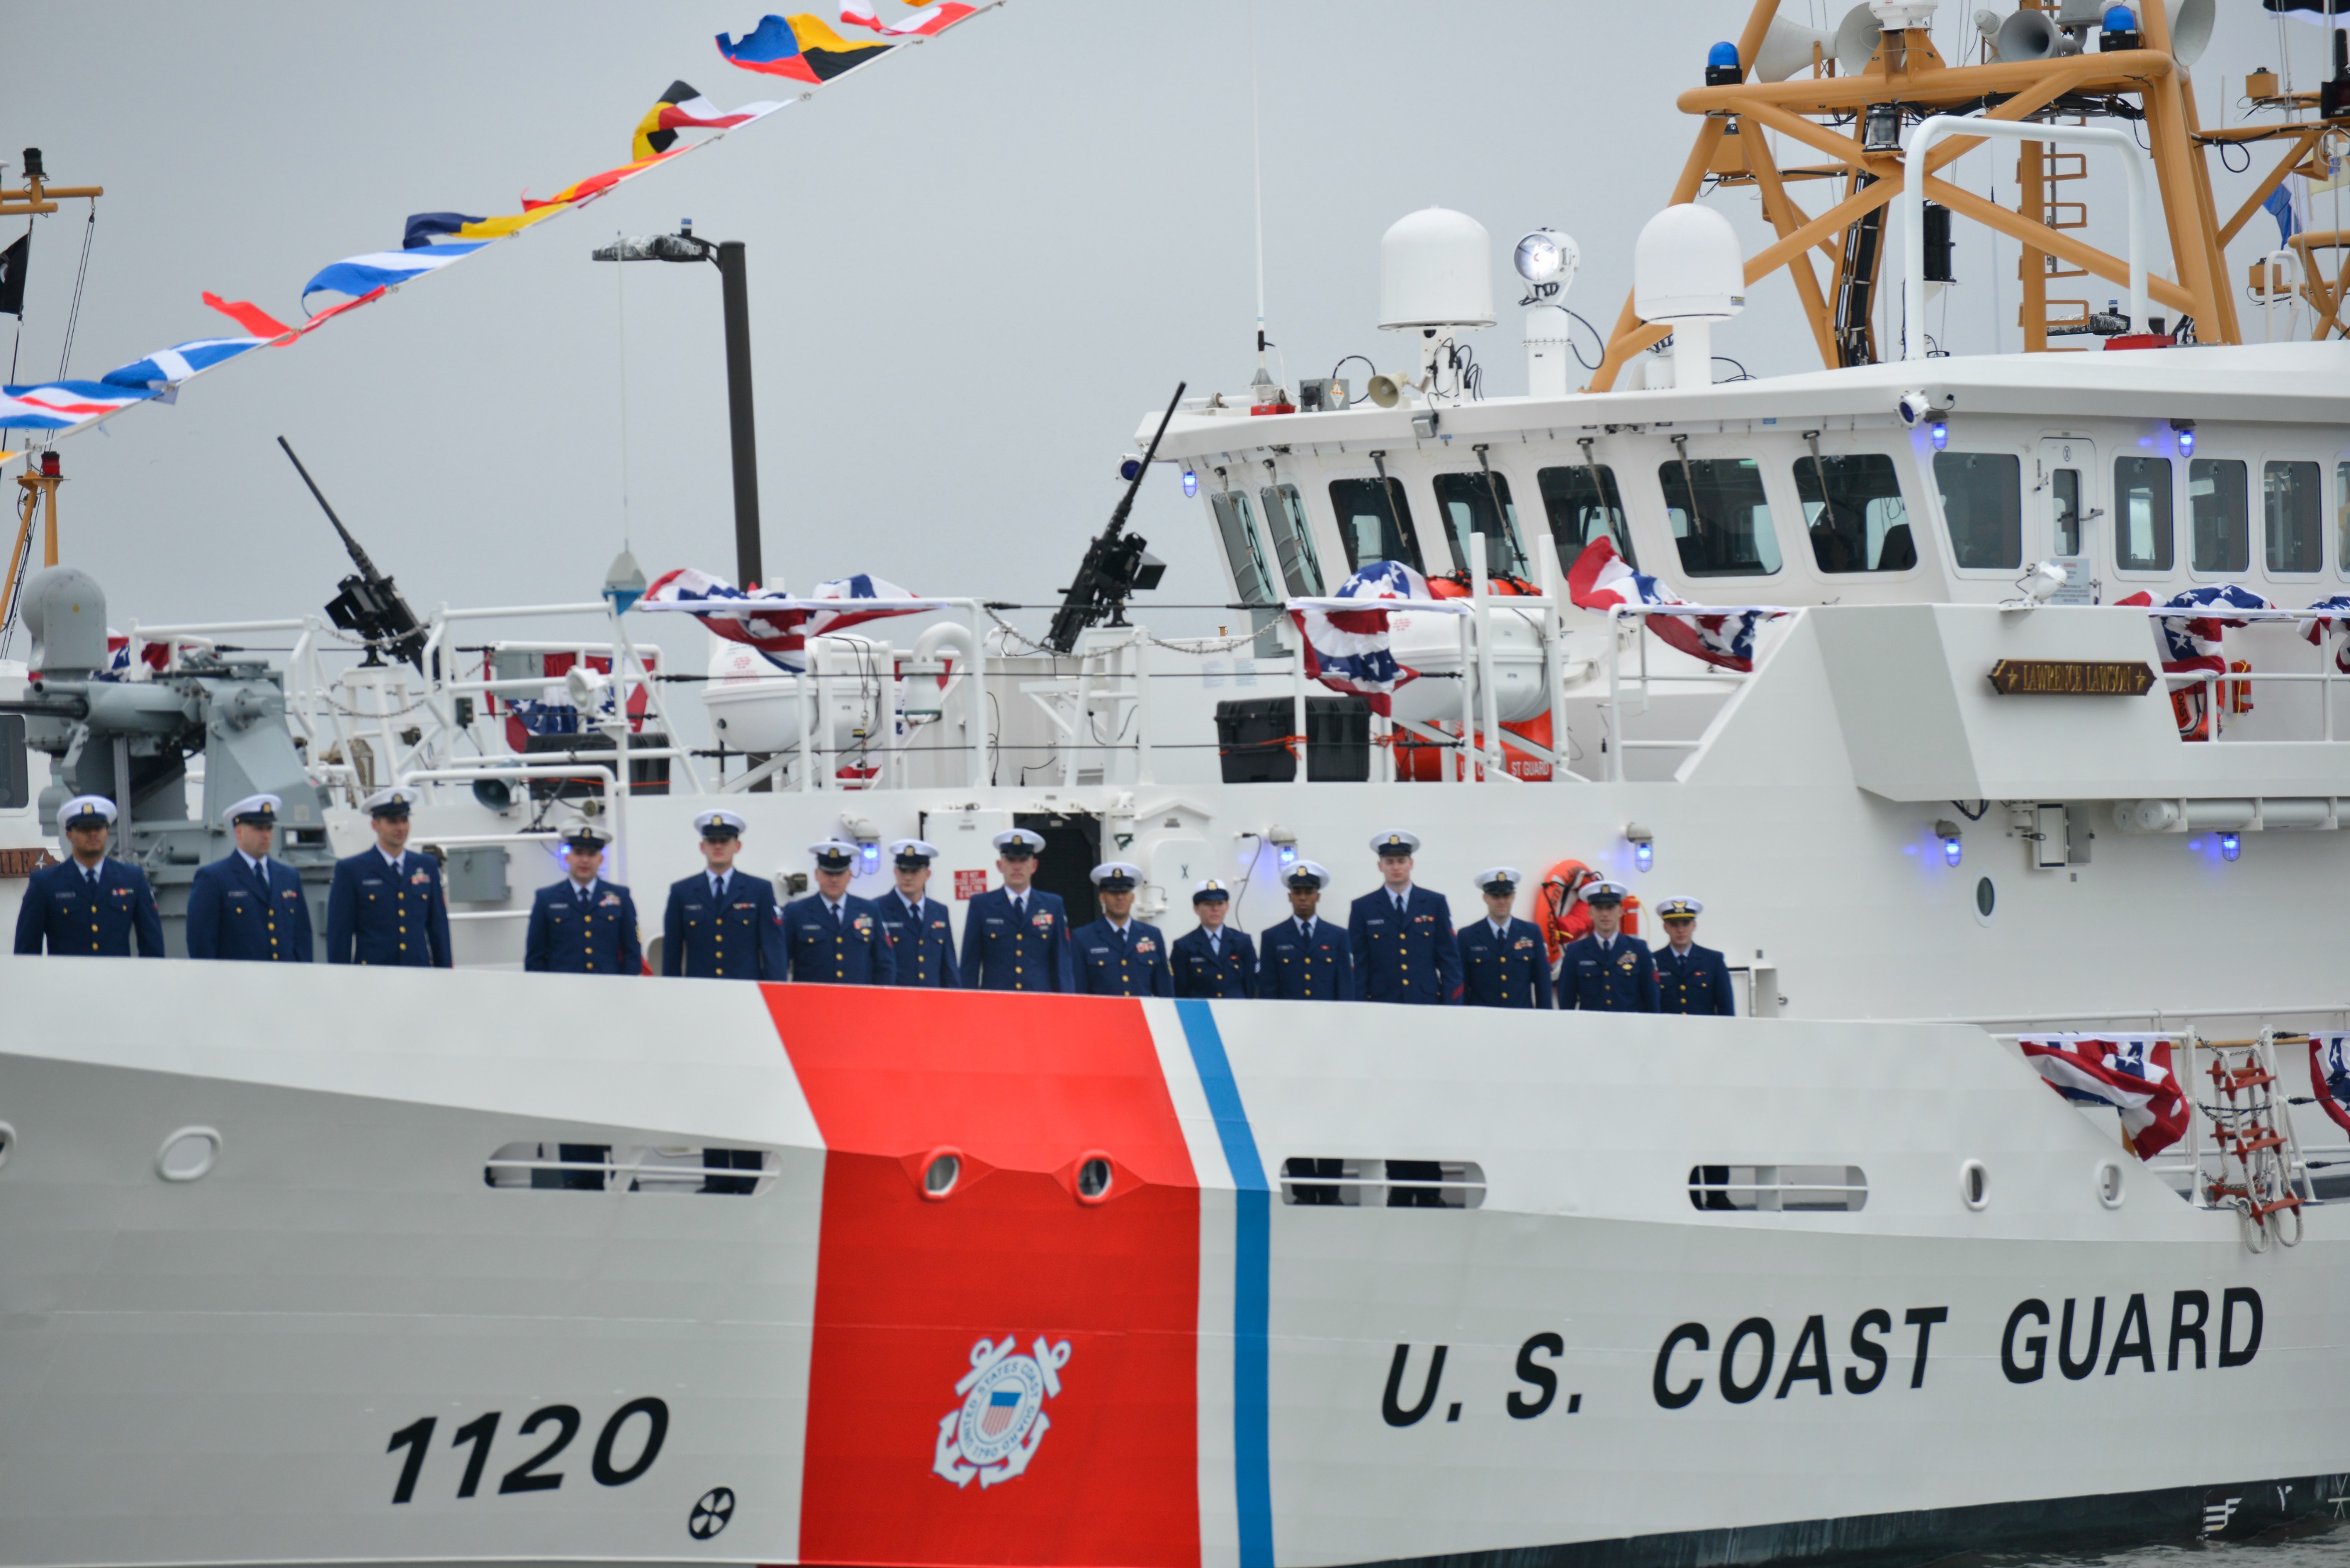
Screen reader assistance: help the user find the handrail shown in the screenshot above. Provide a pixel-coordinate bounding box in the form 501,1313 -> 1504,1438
1901,115 -> 2147,361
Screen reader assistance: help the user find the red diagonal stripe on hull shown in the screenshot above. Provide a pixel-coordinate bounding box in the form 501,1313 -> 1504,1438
770,986 -> 1201,1568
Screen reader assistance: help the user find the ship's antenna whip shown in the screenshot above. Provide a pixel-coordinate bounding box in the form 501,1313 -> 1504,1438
614,227 -> 633,552
1249,0 -> 1270,388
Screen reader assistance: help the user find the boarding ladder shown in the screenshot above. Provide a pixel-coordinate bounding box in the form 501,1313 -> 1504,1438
2193,1031 -> 2309,1252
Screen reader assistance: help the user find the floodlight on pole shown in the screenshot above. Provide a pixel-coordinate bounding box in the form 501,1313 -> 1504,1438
594,222 -> 765,588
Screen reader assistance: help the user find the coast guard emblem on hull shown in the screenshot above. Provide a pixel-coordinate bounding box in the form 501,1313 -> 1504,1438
933,1334 -> 1072,1489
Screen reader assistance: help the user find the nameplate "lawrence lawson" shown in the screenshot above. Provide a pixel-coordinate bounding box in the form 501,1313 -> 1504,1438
1987,659 -> 2156,696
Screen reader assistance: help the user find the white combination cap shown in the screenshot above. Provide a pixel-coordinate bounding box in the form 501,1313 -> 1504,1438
1283,859 -> 1331,889
57,794 -> 118,828
809,839 -> 859,867
223,792 -> 283,824
1192,878 -> 1232,901
361,786 -> 418,816
694,808 -> 748,837
888,837 -> 940,863
1655,896 -> 1704,919
994,828 -> 1047,855
1475,866 -> 1523,891
1090,862 -> 1142,888
1371,830 -> 1421,855
1582,879 -> 1631,903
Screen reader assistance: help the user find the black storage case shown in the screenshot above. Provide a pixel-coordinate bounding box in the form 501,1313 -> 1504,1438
1215,696 -> 1371,783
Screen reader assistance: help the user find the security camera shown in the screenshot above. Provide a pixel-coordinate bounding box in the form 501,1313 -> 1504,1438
1897,390 -> 1933,427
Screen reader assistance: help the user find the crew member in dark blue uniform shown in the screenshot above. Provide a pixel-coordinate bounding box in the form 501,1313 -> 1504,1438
523,825 -> 641,975
1556,880 -> 1659,1012
1347,830 -> 1462,1004
1172,879 -> 1256,998
13,795 -> 165,958
1457,866 -> 1553,1008
662,809 -> 789,979
958,828 -> 1074,991
1259,860 -> 1352,1000
877,837 -> 957,988
186,793 -> 315,962
1069,862 -> 1171,996
1653,896 -> 1737,1015
325,788 -> 454,967
782,839 -> 897,985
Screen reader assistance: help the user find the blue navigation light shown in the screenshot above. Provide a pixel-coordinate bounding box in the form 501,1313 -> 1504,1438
861,842 -> 882,874
1930,421 -> 1950,450
2103,5 -> 2137,31
2176,426 -> 2196,456
2219,830 -> 2241,862
1181,470 -> 1199,497
1278,845 -> 1297,868
1942,834 -> 1964,867
1708,40 -> 1741,68
1634,840 -> 1655,873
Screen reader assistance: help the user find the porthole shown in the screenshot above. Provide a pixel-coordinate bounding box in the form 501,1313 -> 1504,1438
2094,1160 -> 2125,1209
0,1120 -> 14,1171
1973,876 -> 1996,923
1075,1154 -> 1114,1204
1960,1159 -> 1990,1211
157,1127 -> 221,1183
922,1149 -> 962,1201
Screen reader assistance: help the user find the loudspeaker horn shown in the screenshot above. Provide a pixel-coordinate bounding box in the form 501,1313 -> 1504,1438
1366,371 -> 1422,409
1755,16 -> 1838,80
1834,5 -> 1884,74
1993,7 -> 2080,60
2166,0 -> 2213,67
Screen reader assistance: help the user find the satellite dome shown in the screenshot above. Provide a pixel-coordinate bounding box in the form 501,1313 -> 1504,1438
1379,208 -> 1495,332
1633,204 -> 1746,324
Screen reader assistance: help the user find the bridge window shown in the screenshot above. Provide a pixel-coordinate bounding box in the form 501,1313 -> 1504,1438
1933,451 -> 2023,570
2189,458 -> 2249,574
1660,457 -> 1780,577
1537,465 -> 1636,568
2114,456 -> 2175,573
2264,461 -> 2322,575
1432,471 -> 1530,577
1211,490 -> 1278,606
1796,453 -> 1916,573
1259,484 -> 1325,596
1329,476 -> 1427,574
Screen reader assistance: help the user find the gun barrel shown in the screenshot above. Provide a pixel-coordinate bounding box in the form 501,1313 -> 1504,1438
276,436 -> 378,577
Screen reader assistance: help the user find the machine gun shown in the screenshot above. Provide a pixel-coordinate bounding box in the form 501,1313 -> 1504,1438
1044,380 -> 1184,655
277,436 -> 428,672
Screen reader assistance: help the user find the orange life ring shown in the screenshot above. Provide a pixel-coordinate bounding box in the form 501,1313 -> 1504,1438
1534,859 -> 1639,959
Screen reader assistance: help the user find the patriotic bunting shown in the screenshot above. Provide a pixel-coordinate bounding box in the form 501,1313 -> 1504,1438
300,242 -> 490,308
1567,536 -> 1782,673
2115,584 -> 2280,675
2308,1036 -> 2350,1136
1284,560 -> 1452,716
636,567 -> 939,672
2298,594 -> 2350,674
2019,1034 -> 2190,1159
99,337 -> 273,394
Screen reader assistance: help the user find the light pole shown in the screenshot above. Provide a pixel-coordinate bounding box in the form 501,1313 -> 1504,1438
592,222 -> 765,587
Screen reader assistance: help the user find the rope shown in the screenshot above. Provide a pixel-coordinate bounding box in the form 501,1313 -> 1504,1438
52,201 -> 96,383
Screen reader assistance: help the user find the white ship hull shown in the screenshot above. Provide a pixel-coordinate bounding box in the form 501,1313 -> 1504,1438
3,961 -> 2341,1568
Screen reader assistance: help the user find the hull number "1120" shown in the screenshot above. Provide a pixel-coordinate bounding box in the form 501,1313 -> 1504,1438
386,1397 -> 670,1504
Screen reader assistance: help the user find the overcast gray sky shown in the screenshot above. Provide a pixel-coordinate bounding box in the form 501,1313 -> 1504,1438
3,1 -> 2331,648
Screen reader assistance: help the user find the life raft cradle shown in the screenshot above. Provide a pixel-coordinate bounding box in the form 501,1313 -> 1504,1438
2197,1032 -> 2310,1252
